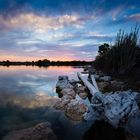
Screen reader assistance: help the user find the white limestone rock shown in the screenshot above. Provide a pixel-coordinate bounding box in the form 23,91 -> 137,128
84,91 -> 139,128
103,91 -> 139,127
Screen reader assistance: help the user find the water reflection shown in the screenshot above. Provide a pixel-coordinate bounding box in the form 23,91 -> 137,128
0,66 -> 86,140
1,66 -> 139,140
0,66 -> 82,108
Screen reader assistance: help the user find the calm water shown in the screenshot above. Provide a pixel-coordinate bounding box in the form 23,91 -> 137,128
0,66 -> 92,140
0,66 -> 82,108
1,66 -> 139,140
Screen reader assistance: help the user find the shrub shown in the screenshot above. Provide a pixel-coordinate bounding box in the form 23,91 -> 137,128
94,26 -> 140,75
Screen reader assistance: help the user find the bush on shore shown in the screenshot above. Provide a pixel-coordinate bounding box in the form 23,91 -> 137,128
94,26 -> 140,76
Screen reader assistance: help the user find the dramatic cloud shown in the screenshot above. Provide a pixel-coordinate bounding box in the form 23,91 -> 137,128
0,0 -> 139,61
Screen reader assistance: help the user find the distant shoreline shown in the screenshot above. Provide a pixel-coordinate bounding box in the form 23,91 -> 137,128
0,60 -> 93,66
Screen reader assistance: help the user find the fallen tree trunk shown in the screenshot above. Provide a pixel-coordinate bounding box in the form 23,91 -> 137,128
77,72 -> 99,96
90,75 -> 99,92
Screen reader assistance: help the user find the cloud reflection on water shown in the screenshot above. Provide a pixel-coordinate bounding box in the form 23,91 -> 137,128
0,66 -> 82,108
0,66 -> 86,140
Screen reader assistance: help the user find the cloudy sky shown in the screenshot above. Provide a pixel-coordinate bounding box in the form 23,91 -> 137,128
0,0 -> 140,61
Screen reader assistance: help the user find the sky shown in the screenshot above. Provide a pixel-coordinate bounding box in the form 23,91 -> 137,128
0,0 -> 140,61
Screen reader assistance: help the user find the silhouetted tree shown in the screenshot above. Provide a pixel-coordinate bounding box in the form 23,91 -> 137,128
98,43 -> 110,56
94,26 -> 140,75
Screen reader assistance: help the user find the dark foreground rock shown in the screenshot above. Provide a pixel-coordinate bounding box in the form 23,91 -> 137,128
83,120 -> 137,140
2,122 -> 57,140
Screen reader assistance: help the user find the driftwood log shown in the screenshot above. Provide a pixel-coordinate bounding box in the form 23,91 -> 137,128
77,72 -> 100,96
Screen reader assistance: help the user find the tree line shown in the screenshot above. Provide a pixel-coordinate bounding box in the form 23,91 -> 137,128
0,59 -> 92,66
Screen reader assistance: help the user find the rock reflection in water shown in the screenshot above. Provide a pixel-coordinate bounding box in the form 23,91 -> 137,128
0,66 -> 91,140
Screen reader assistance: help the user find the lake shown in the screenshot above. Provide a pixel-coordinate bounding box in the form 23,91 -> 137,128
0,66 -> 83,107
0,66 -> 92,140
1,66 -> 139,140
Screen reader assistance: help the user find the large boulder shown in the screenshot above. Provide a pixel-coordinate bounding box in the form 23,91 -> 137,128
54,87 -> 76,110
65,99 -> 87,121
2,122 -> 57,140
103,91 -> 139,127
54,93 -> 75,110
54,86 -> 76,110
61,88 -> 76,98
54,98 -> 70,110
56,76 -> 74,97
54,96 -> 88,121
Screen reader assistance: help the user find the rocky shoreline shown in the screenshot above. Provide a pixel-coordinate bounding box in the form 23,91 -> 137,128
54,67 -> 140,139
54,75 -> 88,121
2,67 -> 140,140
